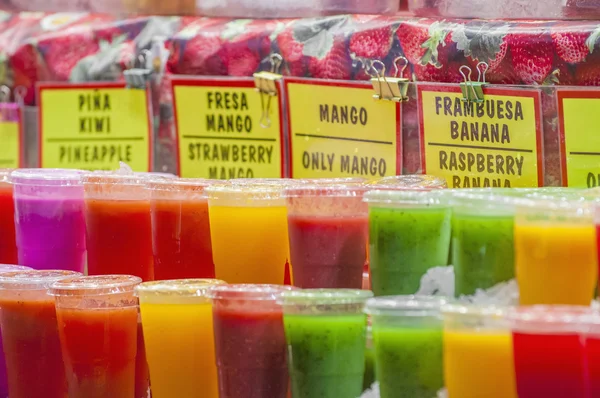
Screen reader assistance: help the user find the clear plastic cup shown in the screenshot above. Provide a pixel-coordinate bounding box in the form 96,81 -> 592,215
442,305 -> 517,398
207,181 -> 294,284
365,295 -> 447,398
50,275 -> 142,398
0,170 -> 17,265
149,179 -> 217,280
508,306 -> 591,398
448,191 -> 520,296
208,284 -> 293,398
363,326 -> 375,392
0,269 -> 82,398
515,199 -> 597,305
371,175 -> 448,190
10,169 -> 87,272
582,310 -> 600,396
281,289 -> 372,398
83,174 -> 154,281
136,279 -> 226,398
284,183 -> 369,289
365,190 -> 451,296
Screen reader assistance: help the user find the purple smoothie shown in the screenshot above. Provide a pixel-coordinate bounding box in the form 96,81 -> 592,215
11,169 -> 86,273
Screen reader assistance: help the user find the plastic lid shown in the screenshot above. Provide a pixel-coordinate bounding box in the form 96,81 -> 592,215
507,305 -> 592,333
135,279 -> 226,297
364,189 -> 448,207
281,289 -> 373,306
207,284 -> 294,301
148,178 -> 216,191
49,275 -> 142,297
516,196 -> 593,217
283,182 -> 368,198
447,190 -> 525,214
82,173 -> 154,186
371,175 -> 448,190
207,182 -> 287,202
0,270 -> 82,290
297,178 -> 367,185
0,169 -> 13,183
229,178 -> 299,186
0,264 -> 32,274
365,295 -> 448,317
10,169 -> 86,186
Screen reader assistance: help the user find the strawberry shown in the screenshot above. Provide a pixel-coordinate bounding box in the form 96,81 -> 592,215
37,30 -> 100,81
485,51 -> 521,85
397,21 -> 430,65
508,31 -> 554,85
349,26 -> 394,59
227,47 -> 260,76
575,52 -> 600,86
308,37 -> 351,80
413,60 -> 462,83
398,20 -> 450,67
10,43 -> 42,105
454,21 -> 509,73
276,27 -> 307,76
179,34 -> 226,76
219,20 -> 272,77
551,23 -> 593,64
553,59 -> 575,85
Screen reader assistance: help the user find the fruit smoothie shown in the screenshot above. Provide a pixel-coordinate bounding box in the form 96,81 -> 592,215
83,174 -> 154,281
137,279 -> 225,398
450,192 -> 519,296
208,182 -> 294,285
508,306 -> 589,398
586,333 -> 600,396
0,270 -> 81,398
0,171 -> 17,264
443,305 -> 517,398
11,169 -> 87,272
366,296 -> 446,398
515,200 -> 597,305
51,275 -> 141,398
363,328 -> 375,391
150,179 -> 216,280
366,190 -> 451,296
284,184 -> 368,289
210,284 -> 292,398
282,290 -> 372,398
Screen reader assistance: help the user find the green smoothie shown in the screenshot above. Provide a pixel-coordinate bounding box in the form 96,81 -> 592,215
373,326 -> 443,398
283,314 -> 367,398
369,206 -> 451,296
363,331 -> 375,391
452,211 -> 515,296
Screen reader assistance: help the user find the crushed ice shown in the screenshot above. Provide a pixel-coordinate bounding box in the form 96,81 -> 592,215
416,266 -> 455,297
359,383 -> 447,398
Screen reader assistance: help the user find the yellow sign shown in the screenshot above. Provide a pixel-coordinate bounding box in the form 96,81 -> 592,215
559,90 -> 600,187
173,78 -> 283,179
419,86 -> 542,188
38,84 -> 151,171
0,121 -> 19,168
286,80 -> 399,178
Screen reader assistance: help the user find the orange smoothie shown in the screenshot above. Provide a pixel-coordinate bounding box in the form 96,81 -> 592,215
515,223 -> 597,305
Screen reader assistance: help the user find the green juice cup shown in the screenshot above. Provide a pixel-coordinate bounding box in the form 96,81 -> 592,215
281,289 -> 373,398
365,295 -> 447,398
449,190 -> 520,296
365,190 -> 451,296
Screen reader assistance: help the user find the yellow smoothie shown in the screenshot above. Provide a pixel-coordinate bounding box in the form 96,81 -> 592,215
209,205 -> 289,284
515,223 -> 597,305
444,330 -> 517,398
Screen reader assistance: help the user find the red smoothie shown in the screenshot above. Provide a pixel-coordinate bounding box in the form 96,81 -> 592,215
0,179 -> 17,264
586,335 -> 600,396
211,285 -> 290,398
513,331 -> 586,398
287,215 -> 368,289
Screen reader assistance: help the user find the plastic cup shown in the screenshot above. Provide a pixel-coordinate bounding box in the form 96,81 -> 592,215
209,284 -> 293,398
365,295 -> 447,398
365,190 -> 451,296
515,199 -> 597,305
136,279 -> 226,398
50,275 -> 142,398
363,326 -> 375,392
281,289 -> 372,398
0,269 -> 81,398
508,306 -> 591,398
581,311 -> 600,397
284,183 -> 369,289
371,175 -> 448,190
442,304 -> 517,398
448,191 -> 520,296
0,170 -> 17,264
207,181 -> 295,284
0,264 -> 31,398
83,174 -> 154,281
10,169 -> 87,272
149,179 -> 217,280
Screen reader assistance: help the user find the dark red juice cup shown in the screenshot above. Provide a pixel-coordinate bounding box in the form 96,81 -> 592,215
582,311 -> 600,396
0,170 -> 17,265
50,275 -> 142,398
508,306 -> 590,398
284,182 -> 369,289
149,179 -> 216,280
0,270 -> 82,398
209,284 -> 293,398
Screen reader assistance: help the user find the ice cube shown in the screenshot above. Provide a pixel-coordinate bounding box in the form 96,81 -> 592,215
437,388 -> 448,398
360,382 -> 380,398
459,279 -> 519,306
117,161 -> 134,175
417,266 -> 455,297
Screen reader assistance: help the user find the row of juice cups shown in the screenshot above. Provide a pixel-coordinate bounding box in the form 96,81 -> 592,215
0,265 -> 597,398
